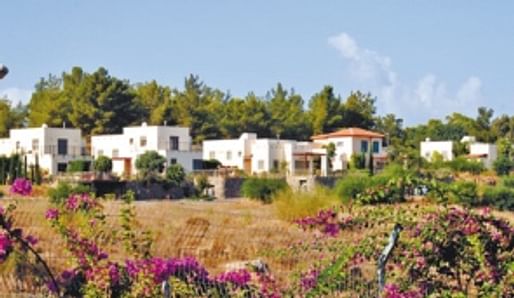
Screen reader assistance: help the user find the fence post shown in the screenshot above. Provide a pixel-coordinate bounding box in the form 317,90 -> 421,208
161,280 -> 171,298
377,223 -> 403,293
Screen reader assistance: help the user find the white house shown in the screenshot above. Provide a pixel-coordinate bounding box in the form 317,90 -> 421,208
420,139 -> 454,161
0,124 -> 86,175
312,127 -> 387,171
467,143 -> 498,169
91,123 -> 202,177
202,133 -> 328,176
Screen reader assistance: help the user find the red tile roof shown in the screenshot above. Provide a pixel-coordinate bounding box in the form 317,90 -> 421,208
311,127 -> 385,140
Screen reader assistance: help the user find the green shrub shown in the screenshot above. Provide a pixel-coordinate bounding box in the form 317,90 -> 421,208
202,159 -> 221,170
482,186 -> 514,211
334,171 -> 371,202
448,180 -> 478,205
241,177 -> 288,203
94,156 -> 113,173
493,156 -> 513,176
350,153 -> 366,169
501,176 -> 514,188
48,182 -> 92,205
274,187 -> 340,221
135,151 -> 166,182
448,156 -> 484,174
67,160 -> 91,172
165,164 -> 186,187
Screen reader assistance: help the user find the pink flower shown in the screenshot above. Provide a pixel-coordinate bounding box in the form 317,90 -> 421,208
0,232 -> 13,262
10,178 -> 32,196
45,208 -> 59,220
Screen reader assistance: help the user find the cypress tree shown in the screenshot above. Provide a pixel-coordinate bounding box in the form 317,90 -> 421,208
0,157 -> 4,184
35,155 -> 42,185
8,156 -> 15,184
23,155 -> 28,178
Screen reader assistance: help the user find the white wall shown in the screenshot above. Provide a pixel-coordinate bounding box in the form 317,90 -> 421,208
4,126 -> 84,175
314,136 -> 384,170
420,141 -> 454,161
91,124 -> 198,176
470,143 -> 497,168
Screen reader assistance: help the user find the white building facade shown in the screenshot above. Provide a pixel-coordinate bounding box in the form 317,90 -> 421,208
468,143 -> 498,169
420,139 -> 454,161
312,127 -> 387,171
202,133 -> 328,176
0,125 -> 86,175
91,123 -> 202,177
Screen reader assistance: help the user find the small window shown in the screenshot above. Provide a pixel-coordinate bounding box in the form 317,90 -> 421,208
112,149 -> 119,158
140,136 -> 147,147
32,139 -> 39,152
97,150 -> 104,156
58,139 -> 68,155
336,141 -> 344,147
372,141 -> 380,153
57,163 -> 67,173
209,151 -> 215,159
169,136 -> 179,150
258,160 -> 265,170
360,140 -> 368,153
273,160 -> 279,170
193,159 -> 203,170
129,138 -> 134,145
170,158 -> 177,165
15,141 -> 20,151
226,151 -> 232,160
238,151 -> 242,157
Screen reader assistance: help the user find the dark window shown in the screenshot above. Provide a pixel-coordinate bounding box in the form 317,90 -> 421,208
57,139 -> 68,155
372,141 -> 380,153
57,163 -> 67,173
169,136 -> 179,150
32,139 -> 39,152
360,140 -> 368,153
273,159 -> 279,170
170,158 -> 177,165
129,138 -> 134,145
140,136 -> 147,147
193,159 -> 203,170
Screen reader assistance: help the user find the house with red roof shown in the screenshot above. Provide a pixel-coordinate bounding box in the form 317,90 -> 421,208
312,127 -> 387,171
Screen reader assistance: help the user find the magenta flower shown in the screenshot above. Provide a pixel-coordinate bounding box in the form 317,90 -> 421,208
216,269 -> 251,288
45,208 -> 59,220
0,232 -> 13,262
10,178 -> 32,196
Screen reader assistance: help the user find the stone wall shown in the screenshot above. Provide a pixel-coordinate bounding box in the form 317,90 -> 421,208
208,176 -> 244,199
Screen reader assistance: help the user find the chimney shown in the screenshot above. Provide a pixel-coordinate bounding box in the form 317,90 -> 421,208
142,122 -> 147,127
164,120 -> 167,126
63,121 -> 66,128
425,137 -> 431,142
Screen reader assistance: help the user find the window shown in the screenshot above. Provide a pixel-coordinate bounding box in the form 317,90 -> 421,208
15,141 -> 20,151
169,136 -> 179,150
32,139 -> 39,152
372,141 -> 380,153
170,158 -> 177,165
336,141 -> 344,147
360,140 -> 368,153
238,151 -> 242,157
226,151 -> 232,160
129,138 -> 134,145
97,150 -> 104,156
273,160 -> 279,170
57,139 -> 68,155
193,159 -> 203,170
57,163 -> 67,173
140,136 -> 147,147
258,160 -> 265,170
209,151 -> 215,159
112,149 -> 119,157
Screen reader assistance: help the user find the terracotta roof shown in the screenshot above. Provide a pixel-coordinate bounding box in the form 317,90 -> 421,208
311,127 -> 385,140
466,153 -> 488,159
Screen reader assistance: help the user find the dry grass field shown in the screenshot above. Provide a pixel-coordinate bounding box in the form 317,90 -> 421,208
1,187 -> 513,296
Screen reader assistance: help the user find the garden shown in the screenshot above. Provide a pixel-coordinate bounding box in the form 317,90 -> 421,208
0,156 -> 513,297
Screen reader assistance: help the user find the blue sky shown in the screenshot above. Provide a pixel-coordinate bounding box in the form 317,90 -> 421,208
1,1 -> 513,125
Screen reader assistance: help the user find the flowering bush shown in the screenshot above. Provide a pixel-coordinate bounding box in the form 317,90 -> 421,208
10,178 -> 32,196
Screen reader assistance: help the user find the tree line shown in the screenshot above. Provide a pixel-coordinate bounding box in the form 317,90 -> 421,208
1,66 -> 513,154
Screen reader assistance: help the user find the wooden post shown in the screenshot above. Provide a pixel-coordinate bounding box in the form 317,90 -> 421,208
377,223 -> 403,292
